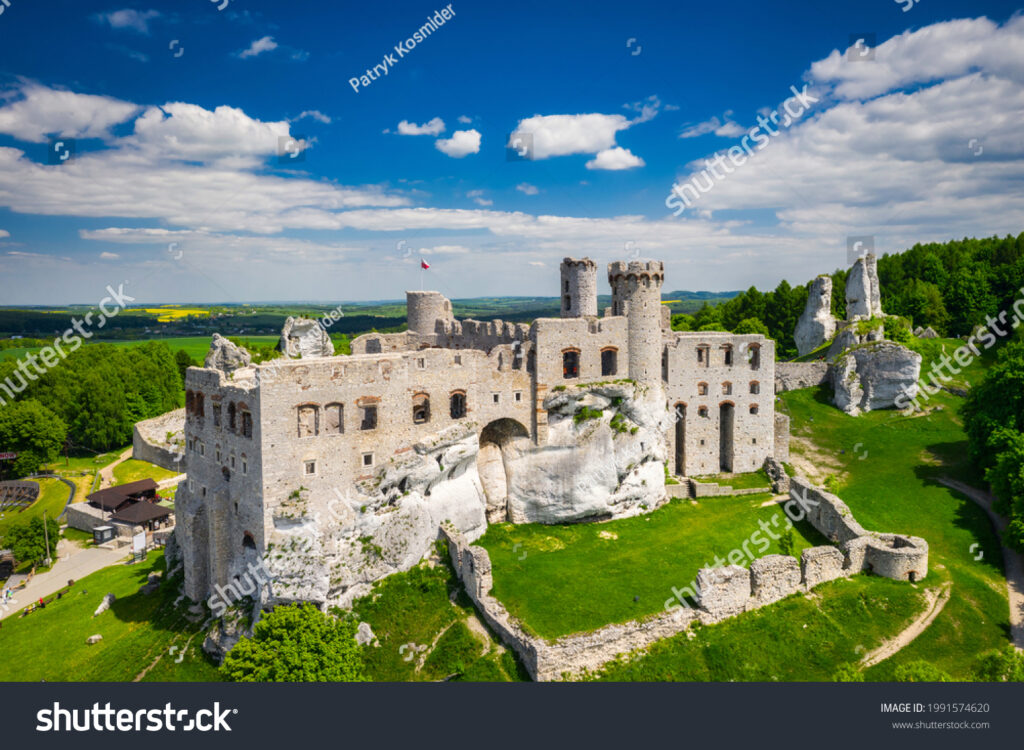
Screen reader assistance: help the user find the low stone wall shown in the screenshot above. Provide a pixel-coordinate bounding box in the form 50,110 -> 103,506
65,503 -> 108,533
132,408 -> 186,473
789,476 -> 866,544
789,476 -> 928,581
775,361 -> 829,393
688,480 -> 770,498
444,476 -> 928,680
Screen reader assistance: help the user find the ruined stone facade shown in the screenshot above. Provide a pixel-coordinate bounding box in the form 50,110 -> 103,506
177,257 -> 782,604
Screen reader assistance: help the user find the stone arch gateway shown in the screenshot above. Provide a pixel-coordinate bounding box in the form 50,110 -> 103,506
478,417 -> 530,523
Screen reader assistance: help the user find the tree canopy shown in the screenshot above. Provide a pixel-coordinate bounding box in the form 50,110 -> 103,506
220,603 -> 366,682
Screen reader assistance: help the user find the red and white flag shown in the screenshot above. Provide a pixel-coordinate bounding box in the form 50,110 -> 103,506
420,259 -> 430,269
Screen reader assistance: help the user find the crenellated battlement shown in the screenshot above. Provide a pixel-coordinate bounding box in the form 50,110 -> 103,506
607,260 -> 665,281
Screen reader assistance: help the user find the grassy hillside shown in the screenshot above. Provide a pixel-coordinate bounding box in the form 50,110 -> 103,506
479,493 -> 828,640
0,550 -> 221,682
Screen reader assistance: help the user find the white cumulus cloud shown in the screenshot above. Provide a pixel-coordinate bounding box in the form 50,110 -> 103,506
516,183 -> 539,195
586,147 -> 645,170
397,117 -> 446,135
239,36 -> 278,59
97,9 -> 160,34
0,83 -> 138,142
435,129 -> 481,158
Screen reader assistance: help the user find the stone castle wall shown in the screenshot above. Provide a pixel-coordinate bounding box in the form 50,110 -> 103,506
178,367 -> 265,602
664,331 -> 775,476
609,261 -> 664,385
560,257 -> 598,318
775,361 -> 830,393
132,408 -> 186,473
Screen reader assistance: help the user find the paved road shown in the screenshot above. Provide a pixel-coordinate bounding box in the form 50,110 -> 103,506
939,477 -> 1024,650
1,541 -> 126,620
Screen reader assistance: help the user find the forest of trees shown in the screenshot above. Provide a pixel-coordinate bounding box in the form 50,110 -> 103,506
963,331 -> 1024,551
673,232 -> 1024,359
0,342 -> 182,474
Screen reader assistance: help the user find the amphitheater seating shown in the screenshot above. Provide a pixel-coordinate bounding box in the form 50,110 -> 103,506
0,480 -> 40,512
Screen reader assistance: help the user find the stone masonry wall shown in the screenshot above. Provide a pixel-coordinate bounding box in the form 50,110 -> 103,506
133,408 -> 186,473
664,331 -> 775,476
775,361 -> 830,393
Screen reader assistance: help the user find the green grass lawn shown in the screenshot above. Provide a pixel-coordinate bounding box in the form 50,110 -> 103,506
594,576 -> 924,681
351,556 -> 526,682
42,446 -> 128,475
112,459 -> 181,485
0,477 -> 70,539
478,494 -> 828,640
0,550 -> 221,682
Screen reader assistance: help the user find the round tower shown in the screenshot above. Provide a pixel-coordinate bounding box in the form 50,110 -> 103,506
406,291 -> 454,335
608,260 -> 665,385
560,257 -> 598,318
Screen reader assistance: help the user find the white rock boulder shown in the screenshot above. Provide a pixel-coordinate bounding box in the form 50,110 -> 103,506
280,317 -> 335,359
795,276 -> 837,356
204,333 -> 252,374
832,341 -> 921,416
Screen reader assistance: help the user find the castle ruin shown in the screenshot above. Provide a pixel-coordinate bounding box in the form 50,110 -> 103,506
175,258 -> 784,607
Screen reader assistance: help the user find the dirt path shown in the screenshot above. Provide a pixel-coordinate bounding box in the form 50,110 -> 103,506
860,583 -> 952,668
98,448 -> 134,489
939,478 -> 1024,650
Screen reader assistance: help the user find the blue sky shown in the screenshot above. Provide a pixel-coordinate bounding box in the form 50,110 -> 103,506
0,0 -> 1022,303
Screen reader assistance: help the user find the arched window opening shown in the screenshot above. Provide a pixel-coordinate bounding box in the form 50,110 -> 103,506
412,393 -> 430,424
601,348 -> 618,377
450,391 -> 467,419
297,404 -> 319,438
562,349 -> 580,379
325,403 -> 343,434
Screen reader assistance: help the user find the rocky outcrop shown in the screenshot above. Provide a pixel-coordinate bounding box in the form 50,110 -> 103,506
916,326 -> 938,339
826,321 -> 884,361
503,383 -> 667,524
846,254 -> 883,320
204,333 -> 252,374
795,276 -> 837,356
831,341 -> 921,416
280,317 -> 335,359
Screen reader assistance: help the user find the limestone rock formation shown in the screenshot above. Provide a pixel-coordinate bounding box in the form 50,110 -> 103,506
825,322 -> 884,361
845,254 -> 883,320
503,383 -> 667,524
280,317 -> 335,359
86,634 -> 103,645
831,341 -> 921,416
794,276 -> 837,356
204,333 -> 252,374
919,326 -> 938,339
